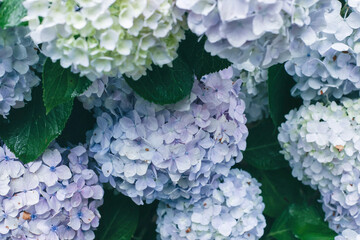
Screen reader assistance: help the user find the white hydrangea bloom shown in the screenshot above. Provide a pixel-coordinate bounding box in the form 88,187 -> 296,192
278,99 -> 360,233
286,0 -> 360,101
335,229 -> 360,240
176,0 -> 332,68
23,0 -> 186,81
156,169 -> 266,240
0,26 -> 41,117
348,0 -> 360,14
234,63 -> 269,123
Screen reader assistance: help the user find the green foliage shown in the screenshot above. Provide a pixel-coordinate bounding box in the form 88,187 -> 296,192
244,118 -> 288,170
126,31 -> 231,105
0,0 -> 27,29
243,166 -> 306,218
96,190 -> 140,240
42,59 -> 92,114
178,31 -> 232,79
125,57 -> 194,105
268,64 -> 302,127
267,204 -> 337,240
0,86 -> 73,163
57,99 -> 95,147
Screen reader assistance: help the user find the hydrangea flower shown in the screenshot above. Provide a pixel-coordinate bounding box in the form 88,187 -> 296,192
285,0 -> 360,101
156,169 -> 266,240
23,0 -> 186,81
278,99 -> 360,233
335,229 -> 360,240
176,0 -> 332,68
234,63 -> 269,123
0,26 -> 40,117
86,68 -> 248,204
0,143 -> 104,239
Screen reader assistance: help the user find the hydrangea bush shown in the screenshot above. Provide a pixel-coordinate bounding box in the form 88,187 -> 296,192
1,0 -> 358,239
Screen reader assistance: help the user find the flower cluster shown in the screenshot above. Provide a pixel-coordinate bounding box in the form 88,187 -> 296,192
87,67 -> 248,204
0,26 -> 40,117
23,0 -> 186,81
278,99 -> 360,233
285,0 -> 360,101
234,64 -> 269,123
156,169 -> 266,240
0,143 -> 104,239
176,0 -> 332,68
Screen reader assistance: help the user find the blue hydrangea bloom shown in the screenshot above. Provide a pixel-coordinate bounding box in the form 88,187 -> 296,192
86,68 -> 248,205
286,0 -> 360,101
0,26 -> 41,117
156,169 -> 266,240
176,0 -> 332,68
0,143 -> 104,239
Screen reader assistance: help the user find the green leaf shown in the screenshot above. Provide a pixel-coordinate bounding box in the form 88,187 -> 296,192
96,190 -> 139,240
243,167 -> 304,218
57,99 -> 95,147
0,86 -> 73,163
244,118 -> 288,170
289,204 -> 336,240
178,31 -> 232,79
267,209 -> 297,240
0,0 -> 27,29
267,204 -> 336,240
125,57 -> 194,105
268,64 -> 302,127
42,59 -> 92,113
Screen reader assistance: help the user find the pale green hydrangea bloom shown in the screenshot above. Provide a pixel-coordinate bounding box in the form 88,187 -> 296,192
23,0 -> 186,80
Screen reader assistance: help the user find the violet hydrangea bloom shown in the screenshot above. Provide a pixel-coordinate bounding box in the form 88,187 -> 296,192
278,99 -> 360,234
86,68 -> 248,204
156,169 -> 266,239
285,0 -> 360,101
0,143 -> 104,239
0,26 -> 40,117
23,0 -> 186,81
176,0 -> 332,68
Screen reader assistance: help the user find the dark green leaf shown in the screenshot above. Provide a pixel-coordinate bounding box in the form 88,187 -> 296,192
43,59 -> 92,113
243,167 -> 304,218
133,202 -> 158,240
178,31 -> 231,79
96,190 -> 139,240
267,209 -> 297,240
57,99 -> 95,147
244,118 -> 288,170
268,64 -> 302,127
0,0 -> 27,29
0,86 -> 73,163
267,204 -> 336,240
289,204 -> 336,240
125,57 -> 194,105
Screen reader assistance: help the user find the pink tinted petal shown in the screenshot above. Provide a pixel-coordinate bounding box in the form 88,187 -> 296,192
81,208 -> 95,224
80,186 -> 94,199
71,193 -> 82,208
91,185 -> 104,199
55,165 -> 72,180
42,149 -> 62,167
